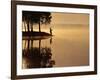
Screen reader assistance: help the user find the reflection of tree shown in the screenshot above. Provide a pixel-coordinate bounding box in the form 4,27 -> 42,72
22,11 -> 52,32
22,38 -> 55,68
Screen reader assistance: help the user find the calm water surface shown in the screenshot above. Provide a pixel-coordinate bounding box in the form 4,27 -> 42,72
22,24 -> 89,69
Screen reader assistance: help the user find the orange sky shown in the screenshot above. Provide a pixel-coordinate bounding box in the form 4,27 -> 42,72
51,13 -> 89,25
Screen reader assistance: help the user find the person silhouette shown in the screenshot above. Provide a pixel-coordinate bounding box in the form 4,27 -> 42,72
50,27 -> 52,35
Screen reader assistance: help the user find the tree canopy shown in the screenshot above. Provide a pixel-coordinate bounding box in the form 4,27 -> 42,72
22,11 -> 52,32
22,11 -> 52,25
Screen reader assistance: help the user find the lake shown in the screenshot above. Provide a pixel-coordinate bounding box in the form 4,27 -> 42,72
22,24 -> 89,69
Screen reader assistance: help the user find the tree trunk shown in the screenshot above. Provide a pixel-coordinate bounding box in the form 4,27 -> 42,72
31,24 -> 33,32
39,21 -> 41,32
27,21 -> 30,32
24,21 -> 26,32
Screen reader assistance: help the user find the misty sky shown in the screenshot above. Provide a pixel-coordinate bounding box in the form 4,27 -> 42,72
22,12 -> 89,32
51,13 -> 89,25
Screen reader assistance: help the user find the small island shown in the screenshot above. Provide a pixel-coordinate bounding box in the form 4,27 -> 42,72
22,11 -> 53,40
23,31 -> 52,36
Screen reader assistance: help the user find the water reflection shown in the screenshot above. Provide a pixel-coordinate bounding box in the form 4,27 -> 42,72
22,37 -> 55,69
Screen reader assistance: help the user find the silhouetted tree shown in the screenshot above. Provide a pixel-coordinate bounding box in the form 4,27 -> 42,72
22,11 -> 52,32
